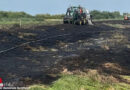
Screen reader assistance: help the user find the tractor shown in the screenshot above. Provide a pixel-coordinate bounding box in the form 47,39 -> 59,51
63,6 -> 93,25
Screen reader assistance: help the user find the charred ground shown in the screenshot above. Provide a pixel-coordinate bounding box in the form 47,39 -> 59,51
0,20 -> 130,86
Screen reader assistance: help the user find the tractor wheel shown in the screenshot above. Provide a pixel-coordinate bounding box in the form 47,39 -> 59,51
63,21 -> 68,24
70,21 -> 73,24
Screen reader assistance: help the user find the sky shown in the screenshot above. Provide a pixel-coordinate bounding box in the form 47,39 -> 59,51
0,0 -> 129,15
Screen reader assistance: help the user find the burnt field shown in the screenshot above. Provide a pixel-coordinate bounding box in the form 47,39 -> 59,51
0,20 -> 130,86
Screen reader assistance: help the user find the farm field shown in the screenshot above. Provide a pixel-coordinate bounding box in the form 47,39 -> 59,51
0,20 -> 130,90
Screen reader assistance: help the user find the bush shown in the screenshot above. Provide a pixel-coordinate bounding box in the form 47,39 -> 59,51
90,10 -> 122,19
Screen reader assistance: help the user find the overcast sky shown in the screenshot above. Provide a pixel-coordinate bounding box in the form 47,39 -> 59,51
0,0 -> 129,15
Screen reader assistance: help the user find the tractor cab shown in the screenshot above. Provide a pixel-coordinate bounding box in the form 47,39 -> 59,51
66,7 -> 78,16
64,6 -> 78,24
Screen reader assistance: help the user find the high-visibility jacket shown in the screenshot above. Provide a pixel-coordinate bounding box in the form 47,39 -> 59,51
80,9 -> 82,14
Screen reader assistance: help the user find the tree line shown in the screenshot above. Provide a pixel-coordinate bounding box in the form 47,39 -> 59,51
0,10 -> 123,20
90,10 -> 122,19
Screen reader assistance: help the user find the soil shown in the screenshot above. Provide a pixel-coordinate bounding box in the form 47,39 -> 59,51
0,20 -> 130,86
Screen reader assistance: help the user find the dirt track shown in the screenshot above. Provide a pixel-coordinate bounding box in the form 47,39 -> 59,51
0,20 -> 130,86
